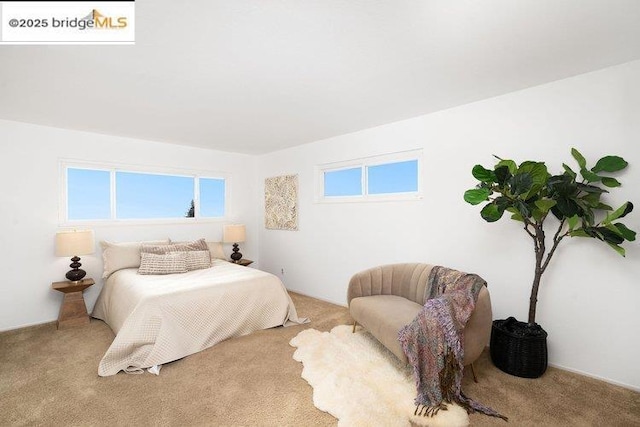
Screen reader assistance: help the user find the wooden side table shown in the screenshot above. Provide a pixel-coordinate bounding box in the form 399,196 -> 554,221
51,278 -> 94,329
234,259 -> 253,267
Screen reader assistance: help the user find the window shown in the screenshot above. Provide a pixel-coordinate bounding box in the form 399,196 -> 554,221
367,160 -> 418,194
67,168 -> 111,220
317,150 -> 422,202
199,177 -> 226,217
62,162 -> 227,223
324,167 -> 362,197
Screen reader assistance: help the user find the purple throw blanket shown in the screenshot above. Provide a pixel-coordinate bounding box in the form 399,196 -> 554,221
398,266 -> 506,420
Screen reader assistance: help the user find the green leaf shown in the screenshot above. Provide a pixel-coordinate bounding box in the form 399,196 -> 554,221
574,199 -> 595,225
607,242 -> 626,257
592,156 -> 628,173
472,165 -> 496,182
555,196 -> 580,218
494,165 -> 511,186
601,177 -> 621,188
516,162 -> 548,199
614,223 -> 636,241
532,207 -> 544,222
581,194 -> 600,208
603,202 -> 634,224
495,159 -> 517,174
464,188 -> 491,205
580,168 -> 601,182
562,163 -> 577,180
571,148 -> 587,169
582,208 -> 595,226
509,173 -> 533,196
604,223 -> 622,236
480,203 -> 504,222
494,196 -> 512,212
595,202 -> 614,211
569,229 -> 590,237
567,215 -> 579,230
576,183 -> 607,194
534,199 -> 557,213
514,200 -> 531,218
510,212 -> 524,222
597,226 -> 624,244
547,174 -> 577,197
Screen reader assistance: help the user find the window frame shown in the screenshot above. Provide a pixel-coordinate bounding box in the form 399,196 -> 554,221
315,149 -> 423,203
59,159 -> 230,225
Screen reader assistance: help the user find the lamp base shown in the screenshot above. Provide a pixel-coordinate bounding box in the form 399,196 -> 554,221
65,256 -> 87,282
230,243 -> 243,263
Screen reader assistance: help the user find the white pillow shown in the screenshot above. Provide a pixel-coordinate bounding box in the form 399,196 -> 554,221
138,252 -> 188,275
101,239 -> 171,279
206,241 -> 226,260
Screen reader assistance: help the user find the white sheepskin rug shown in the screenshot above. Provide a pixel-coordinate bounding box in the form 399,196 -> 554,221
289,325 -> 469,427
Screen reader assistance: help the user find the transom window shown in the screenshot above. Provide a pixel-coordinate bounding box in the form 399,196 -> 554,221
317,150 -> 422,202
61,162 -> 226,223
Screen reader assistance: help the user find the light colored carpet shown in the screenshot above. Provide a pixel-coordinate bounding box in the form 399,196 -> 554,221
0,292 -> 639,426
290,325 -> 469,427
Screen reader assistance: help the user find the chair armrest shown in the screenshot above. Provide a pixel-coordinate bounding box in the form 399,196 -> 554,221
462,286 -> 493,365
347,271 -> 375,306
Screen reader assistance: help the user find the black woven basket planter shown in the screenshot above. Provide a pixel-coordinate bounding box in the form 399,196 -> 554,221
490,317 -> 548,378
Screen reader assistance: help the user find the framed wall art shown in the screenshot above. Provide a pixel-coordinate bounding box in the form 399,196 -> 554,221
264,174 -> 298,230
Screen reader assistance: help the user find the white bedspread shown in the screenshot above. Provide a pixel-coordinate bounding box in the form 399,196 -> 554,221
92,260 -> 306,376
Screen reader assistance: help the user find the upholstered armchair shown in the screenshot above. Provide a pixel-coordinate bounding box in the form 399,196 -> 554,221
347,263 -> 493,378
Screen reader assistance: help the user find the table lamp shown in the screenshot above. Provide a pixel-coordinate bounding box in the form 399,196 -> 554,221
223,224 -> 246,263
55,229 -> 95,282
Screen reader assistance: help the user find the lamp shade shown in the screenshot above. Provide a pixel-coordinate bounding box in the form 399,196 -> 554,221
223,224 -> 246,243
55,230 -> 95,257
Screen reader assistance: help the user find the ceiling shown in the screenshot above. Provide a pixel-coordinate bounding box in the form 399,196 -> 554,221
1,0 -> 639,155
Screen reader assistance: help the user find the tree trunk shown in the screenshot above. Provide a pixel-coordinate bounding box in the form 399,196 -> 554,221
528,265 -> 543,324
528,227 -> 545,325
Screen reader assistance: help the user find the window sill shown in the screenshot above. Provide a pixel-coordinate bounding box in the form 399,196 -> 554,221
59,217 -> 227,228
315,193 -> 423,204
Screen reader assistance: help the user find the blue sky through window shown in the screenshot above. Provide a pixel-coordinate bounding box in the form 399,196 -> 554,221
200,178 -> 225,217
66,166 -> 227,221
322,158 -> 419,198
67,168 -> 110,220
116,172 -> 194,219
367,160 -> 418,194
324,167 -> 362,196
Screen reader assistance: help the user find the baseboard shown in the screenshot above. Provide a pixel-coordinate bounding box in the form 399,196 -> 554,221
548,362 -> 640,393
0,320 -> 57,334
286,288 -> 348,308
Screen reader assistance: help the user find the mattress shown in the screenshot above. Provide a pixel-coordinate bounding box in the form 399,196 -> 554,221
92,259 -> 305,376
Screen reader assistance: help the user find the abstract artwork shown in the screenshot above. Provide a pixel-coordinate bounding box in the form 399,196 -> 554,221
265,174 -> 298,230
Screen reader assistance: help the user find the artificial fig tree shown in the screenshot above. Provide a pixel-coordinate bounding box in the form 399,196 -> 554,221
464,148 -> 635,325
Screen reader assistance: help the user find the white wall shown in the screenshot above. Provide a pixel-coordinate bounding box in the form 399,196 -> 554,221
257,60 -> 640,390
0,120 -> 259,331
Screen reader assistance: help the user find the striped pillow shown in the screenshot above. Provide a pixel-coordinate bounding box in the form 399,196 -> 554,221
141,238 -> 208,255
141,238 -> 211,271
138,252 -> 188,275
185,250 -> 212,271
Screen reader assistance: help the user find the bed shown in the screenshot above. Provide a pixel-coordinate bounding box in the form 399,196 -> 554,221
92,259 -> 305,376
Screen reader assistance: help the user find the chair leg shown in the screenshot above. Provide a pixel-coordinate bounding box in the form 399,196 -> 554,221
352,321 -> 357,333
470,363 -> 478,383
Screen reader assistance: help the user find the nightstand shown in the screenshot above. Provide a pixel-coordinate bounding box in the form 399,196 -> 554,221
51,278 -> 94,329
234,259 -> 253,267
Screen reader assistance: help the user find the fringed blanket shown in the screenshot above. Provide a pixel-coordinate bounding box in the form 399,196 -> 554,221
398,266 -> 507,421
